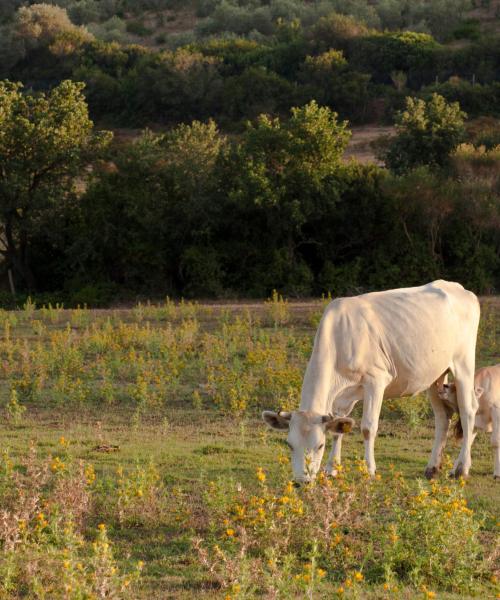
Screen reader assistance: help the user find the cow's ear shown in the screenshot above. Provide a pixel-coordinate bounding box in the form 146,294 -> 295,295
262,411 -> 292,430
474,386 -> 484,399
322,416 -> 355,434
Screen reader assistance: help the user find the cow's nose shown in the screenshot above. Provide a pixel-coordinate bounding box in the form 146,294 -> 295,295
293,481 -> 301,489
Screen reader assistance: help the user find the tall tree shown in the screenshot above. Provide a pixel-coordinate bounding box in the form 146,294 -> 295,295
0,79 -> 111,290
227,100 -> 351,294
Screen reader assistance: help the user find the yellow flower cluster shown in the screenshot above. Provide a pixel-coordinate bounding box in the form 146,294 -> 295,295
51,456 -> 66,473
85,464 -> 96,485
256,467 -> 266,483
36,512 -> 48,530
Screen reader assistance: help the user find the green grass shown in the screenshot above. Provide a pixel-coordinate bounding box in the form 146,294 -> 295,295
0,300 -> 498,598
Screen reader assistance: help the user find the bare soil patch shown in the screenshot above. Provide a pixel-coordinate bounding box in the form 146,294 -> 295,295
343,125 -> 394,165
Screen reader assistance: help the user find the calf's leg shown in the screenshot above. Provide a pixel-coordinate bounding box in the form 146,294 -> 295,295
491,406 -> 500,479
425,382 -> 451,479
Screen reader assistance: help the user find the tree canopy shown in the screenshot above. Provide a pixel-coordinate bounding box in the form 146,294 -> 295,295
0,79 -> 111,290
383,93 -> 467,173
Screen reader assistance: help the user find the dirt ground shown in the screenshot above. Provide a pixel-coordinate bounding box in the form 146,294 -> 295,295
343,125 -> 394,165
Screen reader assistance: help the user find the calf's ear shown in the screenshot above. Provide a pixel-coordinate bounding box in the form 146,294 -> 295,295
322,416 -> 355,434
262,411 -> 292,430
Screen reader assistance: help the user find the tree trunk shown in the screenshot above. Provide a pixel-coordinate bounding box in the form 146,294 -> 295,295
5,216 -> 37,292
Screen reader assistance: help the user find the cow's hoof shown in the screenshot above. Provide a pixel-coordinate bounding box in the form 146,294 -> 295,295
449,464 -> 469,479
494,474 -> 500,481
424,466 -> 438,480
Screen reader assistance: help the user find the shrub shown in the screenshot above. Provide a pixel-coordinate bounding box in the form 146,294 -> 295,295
126,20 -> 153,37
194,461 -> 488,596
384,480 -> 483,590
382,94 -> 466,173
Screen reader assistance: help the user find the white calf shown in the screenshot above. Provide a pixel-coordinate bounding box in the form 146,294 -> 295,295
437,365 -> 500,478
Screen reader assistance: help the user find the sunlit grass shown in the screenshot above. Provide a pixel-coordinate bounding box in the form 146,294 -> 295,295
0,297 -> 498,598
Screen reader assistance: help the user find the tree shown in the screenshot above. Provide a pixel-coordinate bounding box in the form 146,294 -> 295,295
382,93 -> 466,173
0,80 -> 111,290
310,12 -> 370,53
74,120 -> 227,296
14,3 -> 92,50
226,101 -> 351,294
298,50 -> 371,121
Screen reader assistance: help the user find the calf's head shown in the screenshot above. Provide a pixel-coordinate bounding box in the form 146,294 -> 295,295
437,382 -> 457,408
437,382 -> 484,407
262,410 -> 355,483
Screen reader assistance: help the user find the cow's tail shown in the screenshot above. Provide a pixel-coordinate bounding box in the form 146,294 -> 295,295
454,417 -> 463,440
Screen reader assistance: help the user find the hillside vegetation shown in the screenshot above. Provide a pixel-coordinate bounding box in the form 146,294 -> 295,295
1,1 -> 500,127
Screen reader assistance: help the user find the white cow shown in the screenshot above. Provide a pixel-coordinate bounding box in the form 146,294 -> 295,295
263,280 -> 480,483
437,365 -> 500,478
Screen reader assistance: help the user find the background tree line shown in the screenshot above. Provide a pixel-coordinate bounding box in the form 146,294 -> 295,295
2,2 -> 500,304
2,3 -> 500,128
1,80 -> 500,305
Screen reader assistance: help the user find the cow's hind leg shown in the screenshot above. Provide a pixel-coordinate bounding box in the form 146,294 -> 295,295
325,434 -> 342,476
361,378 -> 387,476
425,382 -> 451,479
451,367 -> 478,478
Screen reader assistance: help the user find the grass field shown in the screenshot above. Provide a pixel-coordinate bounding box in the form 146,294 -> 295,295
0,297 -> 498,598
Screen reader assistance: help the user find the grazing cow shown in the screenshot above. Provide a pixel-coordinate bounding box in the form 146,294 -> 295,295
263,280 -> 480,483
437,365 -> 500,479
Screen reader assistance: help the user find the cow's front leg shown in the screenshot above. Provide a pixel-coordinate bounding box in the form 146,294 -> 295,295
425,383 -> 451,479
451,373 -> 478,478
325,434 -> 342,476
361,379 -> 386,476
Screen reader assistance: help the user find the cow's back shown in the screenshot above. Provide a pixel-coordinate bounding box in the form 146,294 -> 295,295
322,280 -> 479,398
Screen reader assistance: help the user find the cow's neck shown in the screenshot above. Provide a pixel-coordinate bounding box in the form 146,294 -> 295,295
299,324 -> 364,415
299,342 -> 336,414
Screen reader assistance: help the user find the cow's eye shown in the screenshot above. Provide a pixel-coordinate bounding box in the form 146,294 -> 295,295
317,443 -> 324,452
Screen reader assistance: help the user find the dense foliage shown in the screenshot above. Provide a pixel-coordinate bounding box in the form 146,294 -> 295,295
0,2 -> 498,127
1,80 -> 499,302
1,3 -> 500,301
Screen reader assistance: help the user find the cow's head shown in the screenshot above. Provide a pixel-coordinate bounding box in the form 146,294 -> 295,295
262,410 -> 355,483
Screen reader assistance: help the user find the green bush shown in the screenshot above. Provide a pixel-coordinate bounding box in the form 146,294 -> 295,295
382,94 -> 466,173
126,20 -> 153,37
